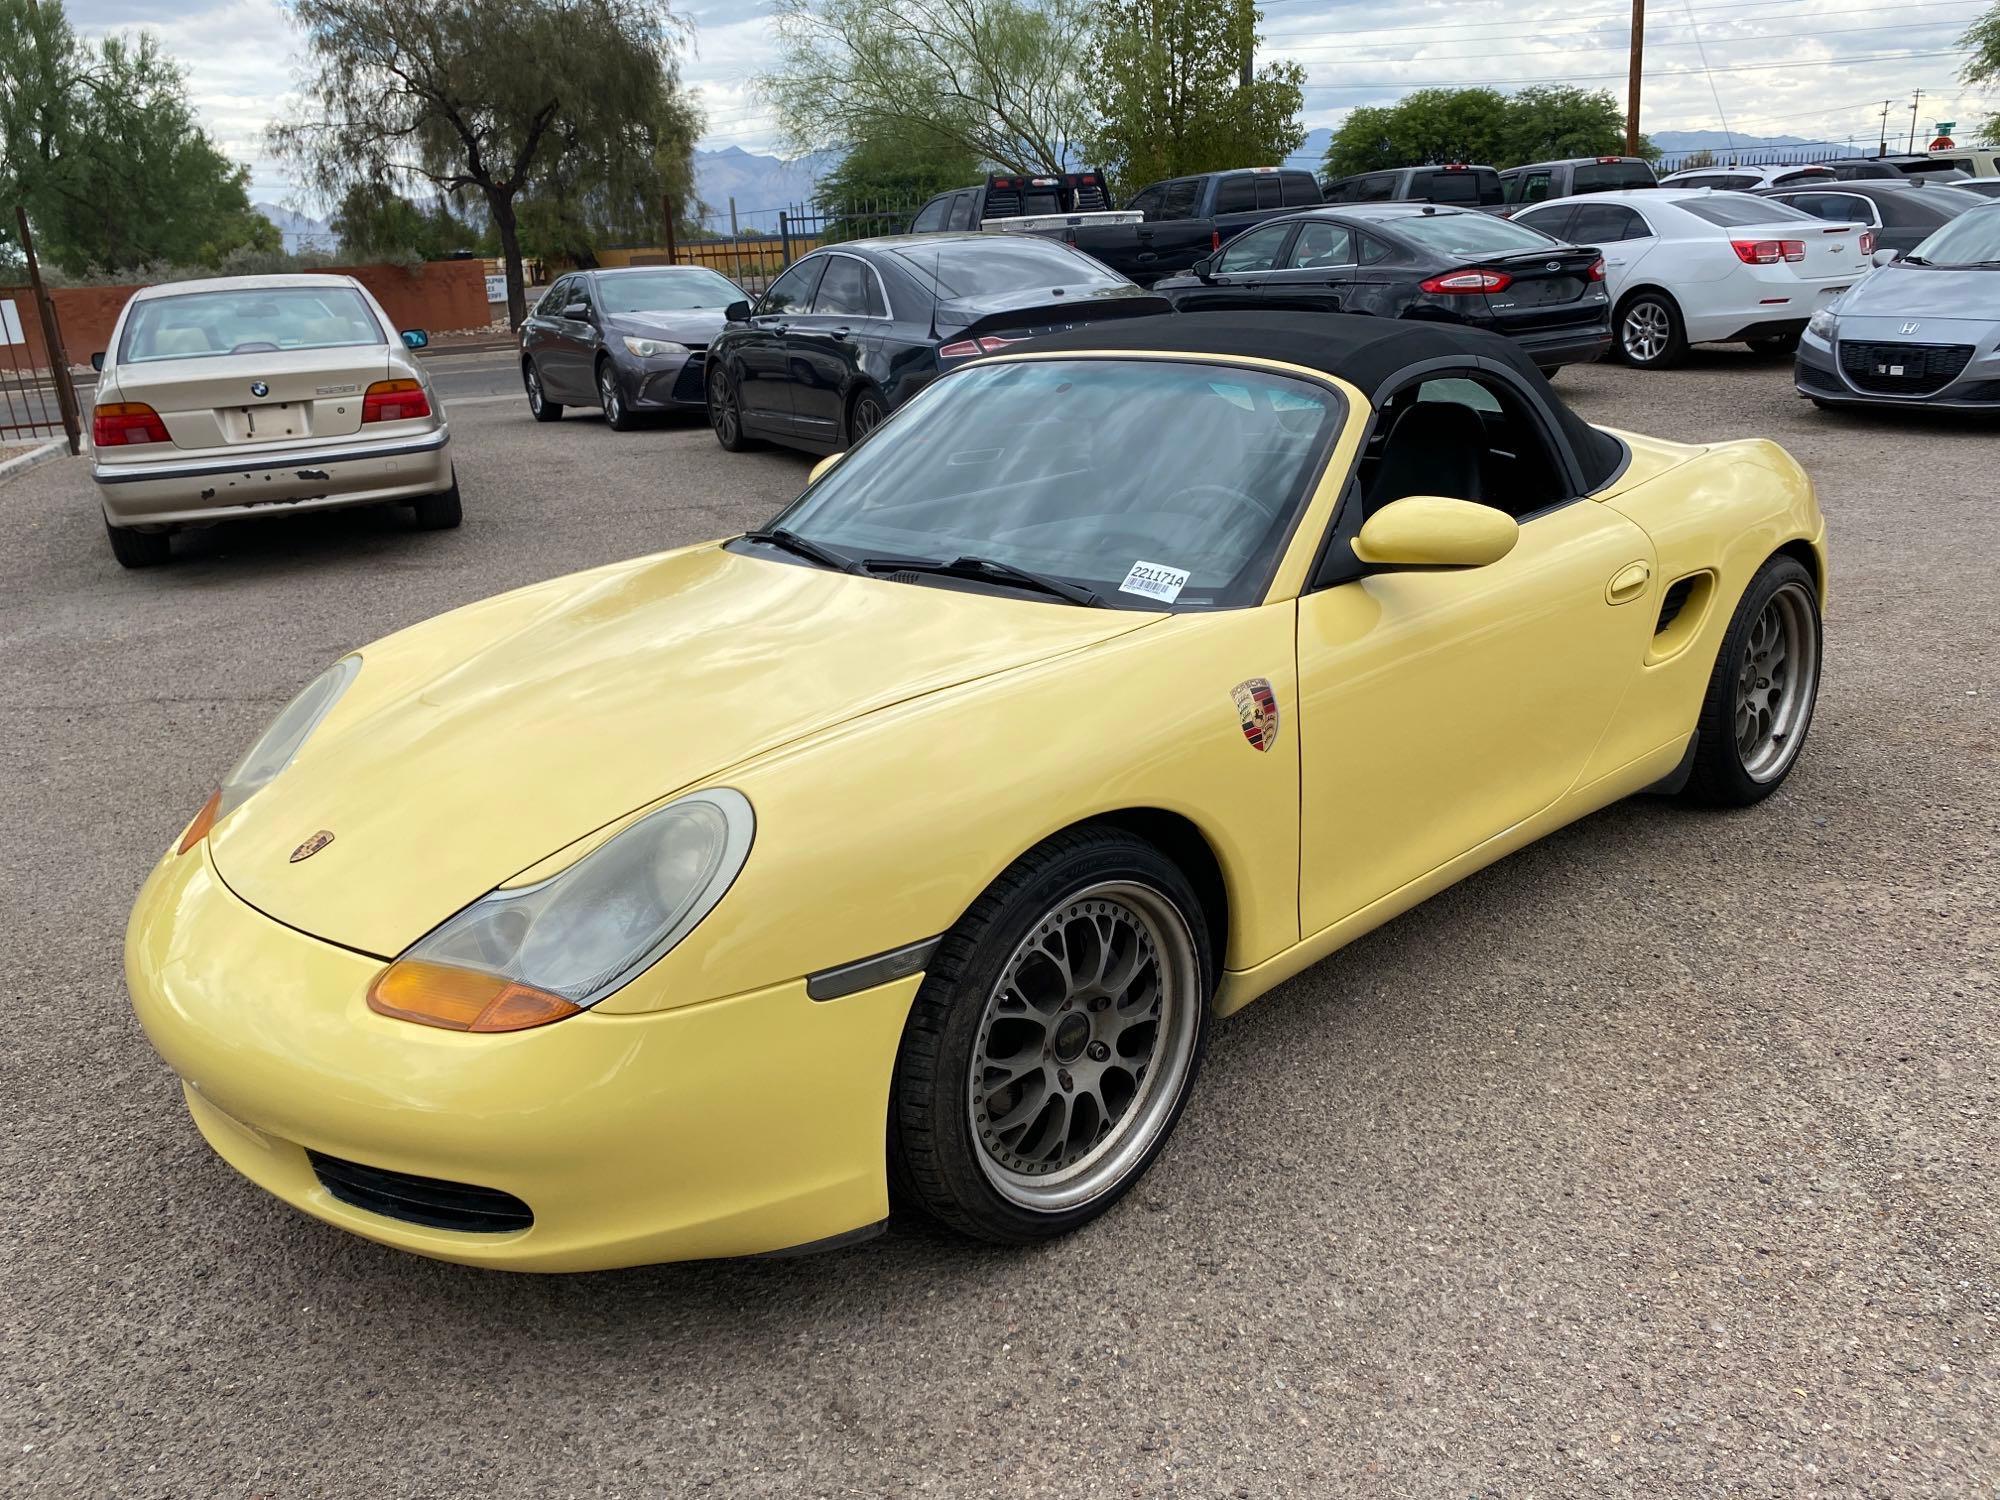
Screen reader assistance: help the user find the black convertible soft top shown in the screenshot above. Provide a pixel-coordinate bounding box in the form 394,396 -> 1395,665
1017,310 -> 1627,493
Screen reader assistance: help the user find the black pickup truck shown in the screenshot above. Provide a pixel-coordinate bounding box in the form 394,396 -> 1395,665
909,167 -> 1324,286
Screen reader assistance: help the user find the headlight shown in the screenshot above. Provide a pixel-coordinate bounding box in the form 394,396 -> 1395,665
367,788 -> 754,1033
177,657 -> 360,853
1808,306 -> 1839,340
621,336 -> 688,358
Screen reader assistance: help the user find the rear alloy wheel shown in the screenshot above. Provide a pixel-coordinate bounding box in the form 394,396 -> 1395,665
410,476 -> 462,530
1684,556 -> 1821,806
1616,292 -> 1687,369
597,361 -> 639,431
891,827 -> 1212,1243
105,517 -> 170,569
848,388 -> 887,442
524,360 -> 562,422
708,365 -> 755,451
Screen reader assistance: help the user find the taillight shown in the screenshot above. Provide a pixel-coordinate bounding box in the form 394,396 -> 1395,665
1420,268 -> 1512,294
1731,239 -> 1807,265
1211,228 -> 1221,252
1859,228 -> 1876,256
92,402 -> 169,447
938,335 -> 1031,359
361,379 -> 431,423
1587,257 -> 1607,281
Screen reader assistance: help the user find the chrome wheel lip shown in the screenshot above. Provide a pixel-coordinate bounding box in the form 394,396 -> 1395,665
1735,579 -> 1820,783
967,879 -> 1200,1214
1623,301 -> 1670,363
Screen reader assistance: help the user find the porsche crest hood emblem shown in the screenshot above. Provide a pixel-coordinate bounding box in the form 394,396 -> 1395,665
289,830 -> 335,863
1231,678 -> 1280,752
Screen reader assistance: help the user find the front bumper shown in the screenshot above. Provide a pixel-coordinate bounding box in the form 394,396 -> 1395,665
95,427 -> 453,529
614,350 -> 708,411
124,844 -> 917,1271
1795,323 -> 2000,409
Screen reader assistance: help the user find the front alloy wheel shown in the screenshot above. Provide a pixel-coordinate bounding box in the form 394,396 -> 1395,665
891,826 -> 1212,1242
708,366 -> 753,452
598,363 -> 636,431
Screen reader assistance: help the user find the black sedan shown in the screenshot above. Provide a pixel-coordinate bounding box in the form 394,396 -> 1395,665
1151,205 -> 1610,371
520,264 -> 747,430
704,234 -> 1169,456
1753,179 -> 1990,257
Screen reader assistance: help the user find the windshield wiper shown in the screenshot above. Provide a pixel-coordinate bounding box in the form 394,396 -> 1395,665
860,553 -> 1103,607
741,527 -> 858,573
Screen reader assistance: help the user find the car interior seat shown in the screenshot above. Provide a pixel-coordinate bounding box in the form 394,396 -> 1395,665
1365,401 -> 1487,514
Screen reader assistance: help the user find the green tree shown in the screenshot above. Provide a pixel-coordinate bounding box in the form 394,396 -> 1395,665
1965,5 -> 2000,142
1502,85 -> 1650,165
330,180 -> 480,261
513,85 -> 702,267
272,0 -> 701,327
761,0 -> 1092,175
1322,88 -> 1509,178
814,124 -> 980,239
1,3 -> 275,275
1086,0 -> 1304,194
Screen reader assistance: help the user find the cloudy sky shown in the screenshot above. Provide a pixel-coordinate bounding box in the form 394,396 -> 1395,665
63,0 -> 1994,208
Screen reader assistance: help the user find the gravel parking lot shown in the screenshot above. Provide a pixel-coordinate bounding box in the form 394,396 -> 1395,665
3,349 -> 1994,1498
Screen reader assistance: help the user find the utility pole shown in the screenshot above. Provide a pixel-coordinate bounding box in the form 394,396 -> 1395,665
1907,89 -> 1923,154
1626,0 -> 1645,156
1878,99 -> 1893,156
1238,0 -> 1254,91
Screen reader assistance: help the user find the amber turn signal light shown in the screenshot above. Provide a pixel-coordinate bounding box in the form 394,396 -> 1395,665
366,960 -> 581,1033
178,789 -> 223,855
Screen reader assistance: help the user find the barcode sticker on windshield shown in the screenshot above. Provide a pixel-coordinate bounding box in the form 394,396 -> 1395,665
1119,560 -> 1190,604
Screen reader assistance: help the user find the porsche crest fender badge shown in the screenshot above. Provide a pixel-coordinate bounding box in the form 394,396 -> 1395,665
1231,678 -> 1280,752
289,830 -> 335,863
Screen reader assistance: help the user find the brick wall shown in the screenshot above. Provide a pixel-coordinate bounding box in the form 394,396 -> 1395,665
0,260 -> 491,371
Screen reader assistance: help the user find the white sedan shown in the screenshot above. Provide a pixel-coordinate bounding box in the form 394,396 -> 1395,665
1509,190 -> 1874,368
89,274 -> 457,568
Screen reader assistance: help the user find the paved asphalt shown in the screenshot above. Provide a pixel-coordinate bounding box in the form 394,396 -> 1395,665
2,349 -> 1994,1498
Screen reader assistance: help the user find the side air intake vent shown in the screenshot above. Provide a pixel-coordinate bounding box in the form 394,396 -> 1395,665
1655,576 -> 1696,635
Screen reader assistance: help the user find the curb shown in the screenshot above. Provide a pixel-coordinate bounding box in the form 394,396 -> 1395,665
0,438 -> 69,487
421,337 -> 519,359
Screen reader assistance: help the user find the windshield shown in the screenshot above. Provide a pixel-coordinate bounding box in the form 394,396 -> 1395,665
1392,212 -> 1559,255
1906,204 -> 2000,265
890,238 -> 1126,298
764,358 -> 1340,610
120,287 -> 382,363
1574,161 -> 1656,191
597,268 -> 741,313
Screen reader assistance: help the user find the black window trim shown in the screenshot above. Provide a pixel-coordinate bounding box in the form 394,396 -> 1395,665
808,250 -> 893,320
757,253 -> 830,317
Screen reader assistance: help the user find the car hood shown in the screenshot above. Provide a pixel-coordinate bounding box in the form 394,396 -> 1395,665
1836,265 -> 2000,323
208,543 -> 1156,958
604,308 -> 730,345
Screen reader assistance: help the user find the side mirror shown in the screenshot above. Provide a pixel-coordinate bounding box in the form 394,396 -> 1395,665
807,451 -> 846,486
1871,247 -> 1901,267
1351,496 -> 1519,570
400,328 -> 429,349
1190,256 -> 1214,280
725,299 -> 753,322
90,351 -> 105,371
563,302 -> 592,321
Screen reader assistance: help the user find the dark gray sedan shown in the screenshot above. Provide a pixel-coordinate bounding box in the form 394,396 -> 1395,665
1796,203 -> 2000,412
519,265 -> 746,430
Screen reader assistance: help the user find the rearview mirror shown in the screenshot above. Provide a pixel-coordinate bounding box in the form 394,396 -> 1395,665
725,299 -> 753,323
1351,496 -> 1519,570
400,328 -> 429,349
90,351 -> 105,371
1871,247 -> 1901,267
807,451 -> 845,486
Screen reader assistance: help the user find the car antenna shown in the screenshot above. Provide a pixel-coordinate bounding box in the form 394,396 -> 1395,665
927,246 -> 943,343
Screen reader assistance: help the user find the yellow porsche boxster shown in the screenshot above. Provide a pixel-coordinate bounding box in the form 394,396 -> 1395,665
125,313 -> 1828,1271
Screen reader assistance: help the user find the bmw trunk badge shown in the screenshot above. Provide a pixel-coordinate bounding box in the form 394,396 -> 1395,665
250,381 -> 269,398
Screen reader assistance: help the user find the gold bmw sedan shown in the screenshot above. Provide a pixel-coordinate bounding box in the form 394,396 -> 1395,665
89,274 -> 459,568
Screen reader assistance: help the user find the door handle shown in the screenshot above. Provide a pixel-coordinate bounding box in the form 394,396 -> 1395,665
1606,560 -> 1651,604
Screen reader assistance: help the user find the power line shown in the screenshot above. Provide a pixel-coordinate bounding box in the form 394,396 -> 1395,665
1682,0 -> 1735,146
1265,15 -> 1976,60
1261,0 -> 1925,35
1290,46 -> 1968,87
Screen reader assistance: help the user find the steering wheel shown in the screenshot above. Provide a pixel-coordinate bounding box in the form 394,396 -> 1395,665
1157,482 -> 1284,524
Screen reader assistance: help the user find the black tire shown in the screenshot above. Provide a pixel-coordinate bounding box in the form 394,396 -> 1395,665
597,359 -> 640,431
524,359 -> 563,422
890,825 -> 1214,1244
1683,556 -> 1821,807
1748,331 -> 1802,355
411,475 -> 463,530
1613,290 -> 1687,369
708,363 -> 756,451
105,517 -> 169,568
847,385 -> 888,444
